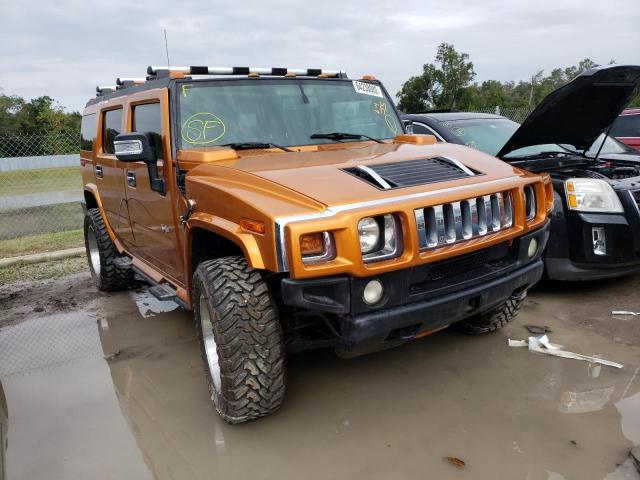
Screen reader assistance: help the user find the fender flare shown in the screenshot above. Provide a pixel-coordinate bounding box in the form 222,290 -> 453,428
83,184 -> 126,252
187,212 -> 265,270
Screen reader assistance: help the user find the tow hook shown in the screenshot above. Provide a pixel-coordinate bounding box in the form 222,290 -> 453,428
180,199 -> 196,226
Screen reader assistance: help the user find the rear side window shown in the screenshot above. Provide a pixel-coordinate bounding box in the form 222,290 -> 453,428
610,114 -> 640,137
102,108 -> 122,154
132,103 -> 164,159
412,123 -> 431,134
80,113 -> 97,151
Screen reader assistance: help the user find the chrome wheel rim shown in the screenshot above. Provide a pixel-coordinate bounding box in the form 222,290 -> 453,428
199,294 -> 222,394
86,226 -> 101,276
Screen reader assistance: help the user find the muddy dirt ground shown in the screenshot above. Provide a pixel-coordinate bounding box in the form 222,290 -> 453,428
1,270 -> 639,480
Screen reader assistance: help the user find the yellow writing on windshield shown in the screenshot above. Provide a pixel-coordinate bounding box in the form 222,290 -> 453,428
181,112 -> 226,145
182,84 -> 193,97
374,100 -> 398,135
373,100 -> 388,116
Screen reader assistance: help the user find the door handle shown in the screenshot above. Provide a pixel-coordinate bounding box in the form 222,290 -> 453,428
126,170 -> 136,187
95,165 -> 103,178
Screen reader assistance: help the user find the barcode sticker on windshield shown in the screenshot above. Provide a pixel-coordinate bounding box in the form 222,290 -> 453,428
353,80 -> 383,97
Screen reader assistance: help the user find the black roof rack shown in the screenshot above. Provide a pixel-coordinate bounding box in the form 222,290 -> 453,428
146,65 -> 347,79
92,65 -> 348,102
116,77 -> 146,89
95,85 -> 117,97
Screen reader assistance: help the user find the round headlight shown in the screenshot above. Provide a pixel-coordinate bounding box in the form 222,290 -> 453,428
358,217 -> 381,253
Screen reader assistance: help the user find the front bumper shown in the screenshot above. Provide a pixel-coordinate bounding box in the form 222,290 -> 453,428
545,257 -> 640,281
282,222 -> 549,357
545,189 -> 640,281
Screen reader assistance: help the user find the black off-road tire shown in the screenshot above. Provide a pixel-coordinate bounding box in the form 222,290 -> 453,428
84,208 -> 133,291
453,293 -> 525,335
193,256 -> 286,424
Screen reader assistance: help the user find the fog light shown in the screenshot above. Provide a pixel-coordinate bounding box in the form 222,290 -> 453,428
363,279 -> 384,305
527,238 -> 538,258
592,227 -> 606,256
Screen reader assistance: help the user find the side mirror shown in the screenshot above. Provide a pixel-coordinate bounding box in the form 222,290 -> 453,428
114,132 -> 165,195
402,119 -> 414,134
114,132 -> 156,163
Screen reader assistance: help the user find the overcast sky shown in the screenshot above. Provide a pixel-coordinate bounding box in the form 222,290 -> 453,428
1,0 -> 638,112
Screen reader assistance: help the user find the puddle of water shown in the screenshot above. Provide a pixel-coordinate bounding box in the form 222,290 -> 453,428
0,312 -> 152,480
559,386 -> 615,414
1,276 -> 640,480
95,289 -> 640,480
129,290 -> 178,319
0,312 -> 102,378
617,392 -> 640,445
548,472 -> 568,480
604,458 -> 640,480
0,382 -> 6,480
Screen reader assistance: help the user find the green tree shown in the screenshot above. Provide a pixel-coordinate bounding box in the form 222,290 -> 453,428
0,91 -> 81,156
397,55 -> 627,112
395,64 -> 440,112
434,43 -> 476,109
0,93 -> 80,135
396,43 -> 476,112
458,80 -> 511,110
0,92 -> 25,134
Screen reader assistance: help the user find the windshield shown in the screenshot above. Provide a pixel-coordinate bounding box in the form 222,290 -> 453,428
439,118 -> 518,156
583,133 -> 636,156
176,79 -> 402,149
439,118 -> 566,157
442,118 -> 634,158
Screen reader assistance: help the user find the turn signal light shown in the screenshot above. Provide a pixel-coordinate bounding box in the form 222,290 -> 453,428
300,233 -> 325,255
240,219 -> 266,234
568,194 -> 578,208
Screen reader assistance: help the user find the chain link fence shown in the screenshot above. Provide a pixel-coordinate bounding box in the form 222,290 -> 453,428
467,106 -> 533,123
0,133 -> 83,253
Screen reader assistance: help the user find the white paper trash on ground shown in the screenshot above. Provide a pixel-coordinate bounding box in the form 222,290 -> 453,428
508,335 -> 623,369
612,311 -> 640,320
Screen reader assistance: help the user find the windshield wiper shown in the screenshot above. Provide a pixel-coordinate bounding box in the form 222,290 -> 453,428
221,142 -> 293,152
310,132 -> 384,144
506,151 -> 577,160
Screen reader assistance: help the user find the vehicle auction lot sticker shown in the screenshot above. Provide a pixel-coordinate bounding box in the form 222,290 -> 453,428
353,80 -> 383,97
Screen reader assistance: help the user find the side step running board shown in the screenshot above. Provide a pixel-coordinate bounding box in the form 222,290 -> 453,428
149,283 -> 178,302
132,266 -> 188,309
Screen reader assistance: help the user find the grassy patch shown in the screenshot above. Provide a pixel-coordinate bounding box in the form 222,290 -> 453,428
0,256 -> 87,284
0,167 -> 81,196
0,202 -> 84,240
0,229 -> 84,258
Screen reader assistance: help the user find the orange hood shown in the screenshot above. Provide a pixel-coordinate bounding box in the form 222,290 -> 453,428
181,142 -> 525,208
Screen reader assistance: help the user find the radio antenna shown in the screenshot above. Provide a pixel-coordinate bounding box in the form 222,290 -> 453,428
163,29 -> 171,69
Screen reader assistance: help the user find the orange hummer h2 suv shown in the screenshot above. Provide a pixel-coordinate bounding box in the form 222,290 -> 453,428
81,65 -> 553,423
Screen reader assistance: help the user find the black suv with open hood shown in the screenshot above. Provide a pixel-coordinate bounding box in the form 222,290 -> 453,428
404,65 -> 640,280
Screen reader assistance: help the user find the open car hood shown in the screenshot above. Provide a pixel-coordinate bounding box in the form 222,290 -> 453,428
497,65 -> 640,158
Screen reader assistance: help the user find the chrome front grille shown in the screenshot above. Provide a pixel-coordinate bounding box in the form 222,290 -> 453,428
524,185 -> 536,220
415,192 -> 513,250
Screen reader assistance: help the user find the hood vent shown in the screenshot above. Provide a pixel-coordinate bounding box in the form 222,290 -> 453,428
343,157 -> 478,190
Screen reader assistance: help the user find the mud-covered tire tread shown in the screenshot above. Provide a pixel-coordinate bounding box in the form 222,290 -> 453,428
193,256 -> 286,424
84,208 -> 133,291
453,295 -> 524,335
